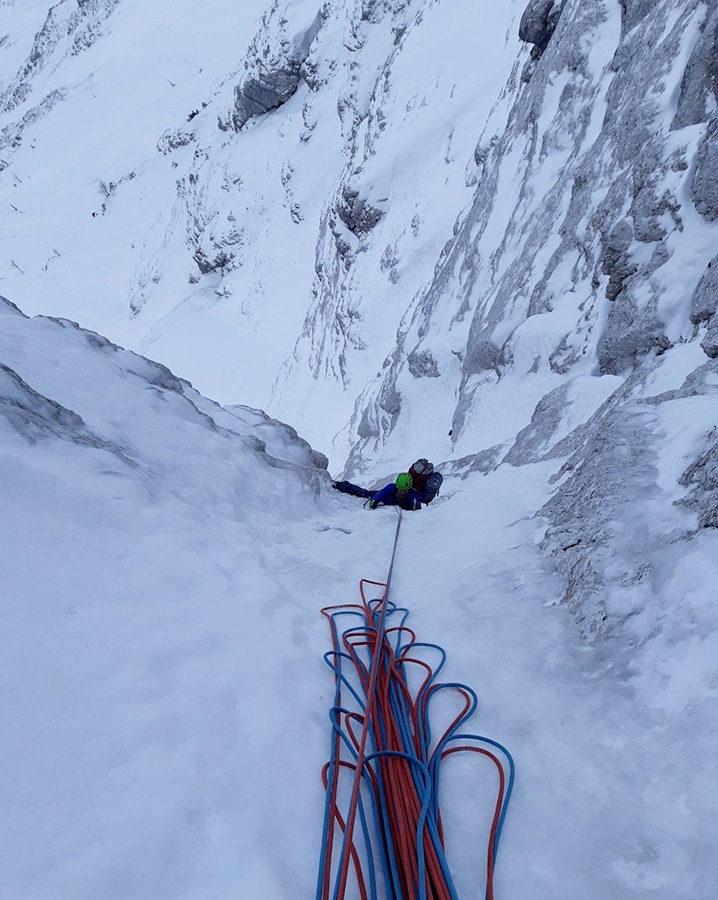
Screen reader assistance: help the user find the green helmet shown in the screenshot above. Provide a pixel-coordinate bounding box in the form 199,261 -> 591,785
395,473 -> 413,492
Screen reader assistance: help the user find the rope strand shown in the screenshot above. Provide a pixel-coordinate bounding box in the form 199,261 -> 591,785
317,509 -> 514,900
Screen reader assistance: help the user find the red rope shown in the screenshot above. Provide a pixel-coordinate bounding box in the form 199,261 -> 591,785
318,573 -> 512,900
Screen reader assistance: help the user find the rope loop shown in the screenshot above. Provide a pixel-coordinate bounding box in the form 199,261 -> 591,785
317,507 -> 513,900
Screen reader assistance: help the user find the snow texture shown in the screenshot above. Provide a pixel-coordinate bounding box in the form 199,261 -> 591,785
1,0 -> 718,897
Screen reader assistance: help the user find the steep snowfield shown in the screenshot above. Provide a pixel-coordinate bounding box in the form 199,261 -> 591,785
1,0 -> 271,390
3,298 -> 716,899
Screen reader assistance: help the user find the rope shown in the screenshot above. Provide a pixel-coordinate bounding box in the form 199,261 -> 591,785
316,509 -> 515,900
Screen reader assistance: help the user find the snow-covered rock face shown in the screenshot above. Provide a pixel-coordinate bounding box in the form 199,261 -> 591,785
672,2 -> 718,130
347,0 -> 716,462
0,0 -> 121,115
228,6 -> 324,132
537,351 -> 717,639
315,0 -> 718,640
0,0 -> 524,445
271,0 -> 526,448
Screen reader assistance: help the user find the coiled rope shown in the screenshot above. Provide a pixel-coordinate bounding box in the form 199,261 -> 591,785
317,509 -> 515,900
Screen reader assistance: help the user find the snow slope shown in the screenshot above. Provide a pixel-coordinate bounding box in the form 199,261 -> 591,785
1,294 -> 332,898
2,298 -> 717,898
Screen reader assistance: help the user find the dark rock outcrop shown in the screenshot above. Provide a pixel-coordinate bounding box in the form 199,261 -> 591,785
702,320 -> 718,357
519,0 -> 565,58
407,349 -> 440,378
233,61 -> 305,130
601,219 -> 637,300
230,9 -> 324,131
598,293 -> 671,375
690,256 -> 718,325
336,186 -> 385,236
620,0 -> 654,34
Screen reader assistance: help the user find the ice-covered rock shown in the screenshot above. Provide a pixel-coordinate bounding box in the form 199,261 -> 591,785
691,255 -> 718,325
502,374 -> 622,466
689,255 -> 718,356
601,218 -> 636,302
702,319 -> 718,357
680,427 -> 718,528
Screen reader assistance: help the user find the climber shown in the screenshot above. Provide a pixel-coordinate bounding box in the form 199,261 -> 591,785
332,472 -> 422,510
369,473 -> 421,511
408,458 -> 443,504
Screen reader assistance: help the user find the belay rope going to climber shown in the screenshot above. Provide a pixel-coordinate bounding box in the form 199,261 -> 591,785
316,509 -> 515,900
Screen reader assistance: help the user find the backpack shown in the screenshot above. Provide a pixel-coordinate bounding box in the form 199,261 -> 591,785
409,459 -> 442,503
420,471 -> 443,503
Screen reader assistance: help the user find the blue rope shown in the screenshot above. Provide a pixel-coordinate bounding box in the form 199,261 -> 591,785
317,507 -> 514,900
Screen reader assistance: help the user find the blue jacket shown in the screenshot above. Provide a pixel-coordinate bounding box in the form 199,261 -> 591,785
370,483 -> 421,510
